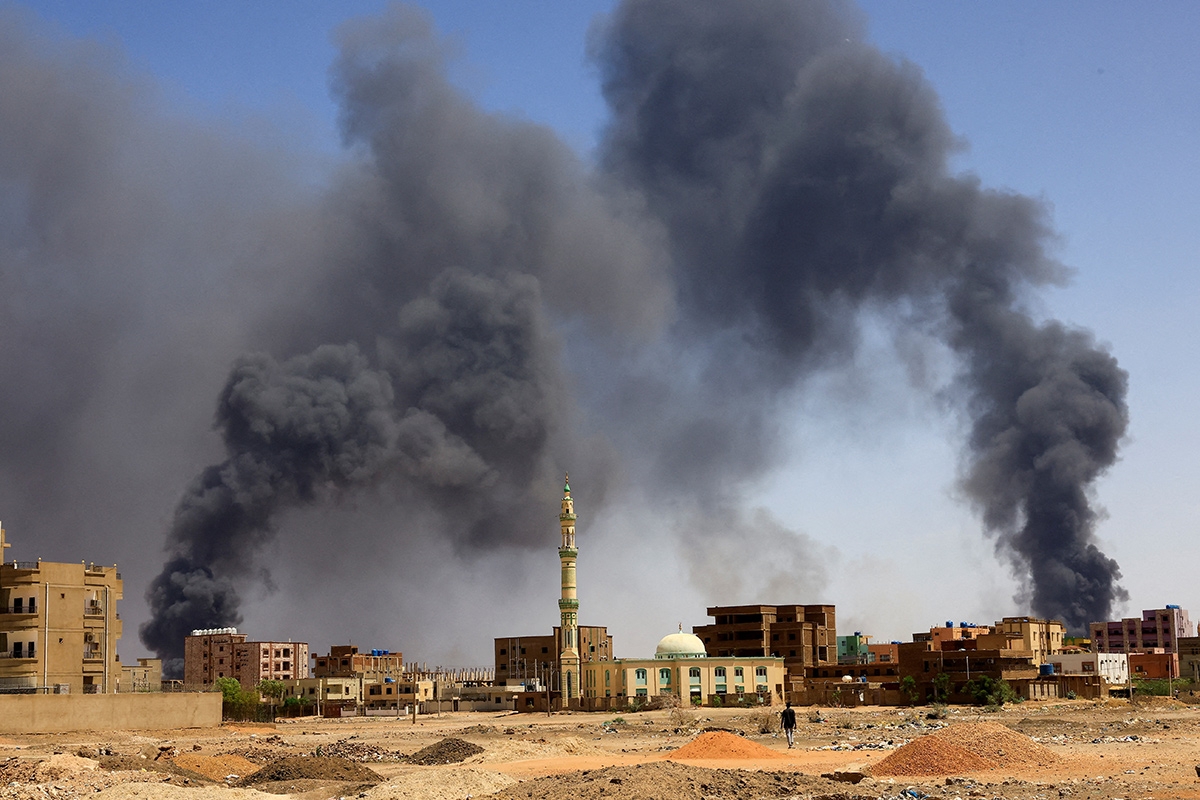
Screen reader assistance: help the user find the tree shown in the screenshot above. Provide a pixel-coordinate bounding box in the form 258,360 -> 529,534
214,677 -> 242,703
899,675 -> 919,705
257,679 -> 286,719
932,672 -> 953,703
962,675 -> 1019,708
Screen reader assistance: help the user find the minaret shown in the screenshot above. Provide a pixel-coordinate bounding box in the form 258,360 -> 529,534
558,474 -> 580,704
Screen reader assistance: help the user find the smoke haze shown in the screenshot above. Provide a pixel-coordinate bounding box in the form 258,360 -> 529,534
0,0 -> 1128,672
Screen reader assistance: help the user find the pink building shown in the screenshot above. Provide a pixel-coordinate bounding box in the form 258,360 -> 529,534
1090,606 -> 1193,655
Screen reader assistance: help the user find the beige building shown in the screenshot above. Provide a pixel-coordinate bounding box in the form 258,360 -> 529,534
0,524 -> 123,694
183,629 -> 308,688
580,628 -> 786,708
118,658 -> 163,693
995,616 -> 1065,665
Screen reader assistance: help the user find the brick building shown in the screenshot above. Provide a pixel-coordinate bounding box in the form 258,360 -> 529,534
693,604 -> 836,680
494,626 -> 613,689
183,629 -> 308,688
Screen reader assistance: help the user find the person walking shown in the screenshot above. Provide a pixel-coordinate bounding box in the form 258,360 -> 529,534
780,702 -> 797,748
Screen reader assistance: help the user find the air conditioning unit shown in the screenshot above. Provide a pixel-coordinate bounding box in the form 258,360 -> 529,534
54,684 -> 70,694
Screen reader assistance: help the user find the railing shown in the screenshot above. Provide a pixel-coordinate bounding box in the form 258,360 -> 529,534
83,648 -> 103,660
8,561 -> 39,570
0,605 -> 37,614
84,604 -> 103,616
82,684 -> 99,694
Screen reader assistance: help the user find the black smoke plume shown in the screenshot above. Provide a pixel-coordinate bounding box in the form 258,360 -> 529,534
592,0 -> 1128,629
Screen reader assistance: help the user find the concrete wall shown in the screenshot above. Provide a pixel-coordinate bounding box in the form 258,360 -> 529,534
0,692 -> 221,733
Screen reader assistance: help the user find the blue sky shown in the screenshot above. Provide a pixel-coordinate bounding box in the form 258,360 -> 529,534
9,1 -> 1200,654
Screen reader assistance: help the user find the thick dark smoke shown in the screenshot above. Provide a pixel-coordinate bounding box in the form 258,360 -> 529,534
592,0 -> 1128,630
0,1 -> 1130,670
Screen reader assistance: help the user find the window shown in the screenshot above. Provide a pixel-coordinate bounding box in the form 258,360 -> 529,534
659,668 -> 671,685
12,642 -> 21,658
734,667 -> 743,679
605,671 -> 610,687
755,667 -> 767,678
714,667 -> 726,678
499,648 -> 506,655
542,647 -> 548,654
635,669 -> 647,685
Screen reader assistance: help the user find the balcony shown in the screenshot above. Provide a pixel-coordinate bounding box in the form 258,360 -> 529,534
83,604 -> 104,618
0,605 -> 37,616
83,647 -> 103,661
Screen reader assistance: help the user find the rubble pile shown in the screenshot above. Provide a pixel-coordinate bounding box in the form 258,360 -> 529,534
234,755 -> 382,786
406,737 -> 485,765
315,737 -> 407,762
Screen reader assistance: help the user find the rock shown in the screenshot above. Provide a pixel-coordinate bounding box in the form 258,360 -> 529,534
822,770 -> 867,784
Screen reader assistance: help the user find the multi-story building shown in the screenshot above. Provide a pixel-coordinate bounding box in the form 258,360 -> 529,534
1049,652 -> 1129,686
1177,636 -> 1200,682
579,627 -> 785,709
868,642 -> 900,664
837,632 -> 871,664
183,628 -> 308,688
1090,606 -> 1193,655
995,616 -> 1065,665
927,622 -> 992,648
693,603 -> 836,680
313,645 -> 403,680
0,524 -> 123,694
494,626 -> 613,687
118,658 -> 163,693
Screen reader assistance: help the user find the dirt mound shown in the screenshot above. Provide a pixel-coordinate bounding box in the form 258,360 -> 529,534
234,755 -> 382,786
669,730 -> 786,760
361,767 -> 517,800
35,753 -> 98,779
406,737 -> 485,765
870,734 -> 992,776
488,761 -> 843,800
872,721 -> 1059,776
172,752 -> 260,781
935,721 -> 1058,767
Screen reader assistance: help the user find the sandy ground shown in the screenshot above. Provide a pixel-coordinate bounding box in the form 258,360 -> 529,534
3,697 -> 1200,799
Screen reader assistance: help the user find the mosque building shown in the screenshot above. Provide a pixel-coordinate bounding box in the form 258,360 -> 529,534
579,625 -> 785,710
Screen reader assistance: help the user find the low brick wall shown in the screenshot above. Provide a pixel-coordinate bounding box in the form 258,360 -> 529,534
0,692 -> 222,733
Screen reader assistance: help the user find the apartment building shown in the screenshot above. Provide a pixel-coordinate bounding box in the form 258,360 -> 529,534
183,628 -> 308,688
995,616 -> 1066,664
693,604 -> 836,680
494,626 -> 613,688
1090,606 -> 1193,655
0,524 -> 123,694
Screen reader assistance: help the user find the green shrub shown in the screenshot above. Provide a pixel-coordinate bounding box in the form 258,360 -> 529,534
962,676 -> 1019,707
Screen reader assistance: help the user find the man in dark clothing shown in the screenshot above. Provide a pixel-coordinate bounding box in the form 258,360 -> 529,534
780,702 -> 797,748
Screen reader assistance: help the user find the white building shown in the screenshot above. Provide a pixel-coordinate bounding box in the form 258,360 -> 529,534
1049,652 -> 1129,685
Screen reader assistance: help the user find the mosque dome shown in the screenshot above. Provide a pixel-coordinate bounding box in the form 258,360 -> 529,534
655,626 -> 707,659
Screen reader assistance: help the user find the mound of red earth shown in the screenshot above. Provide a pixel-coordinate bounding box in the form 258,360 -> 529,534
406,737 -> 485,765
669,731 -> 787,760
233,755 -> 382,786
872,721 -> 1059,777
